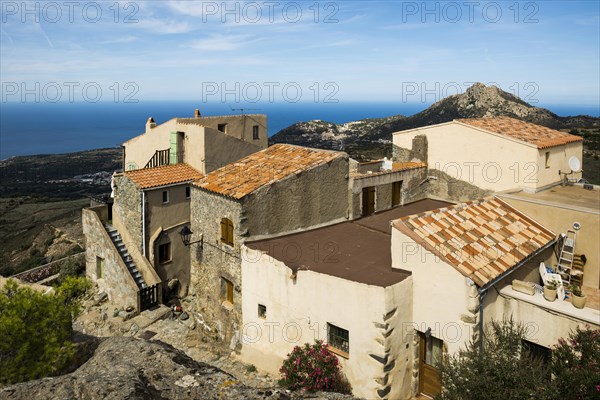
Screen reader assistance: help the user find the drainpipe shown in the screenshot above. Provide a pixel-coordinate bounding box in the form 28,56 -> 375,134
475,237 -> 557,354
142,190 -> 146,257
477,288 -> 487,353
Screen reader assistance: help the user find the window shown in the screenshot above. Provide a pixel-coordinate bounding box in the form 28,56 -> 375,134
158,242 -> 171,264
96,256 -> 105,278
522,340 -> 552,367
424,335 -> 443,367
185,186 -> 191,199
218,123 -> 228,133
545,151 -> 550,168
221,277 -> 234,304
162,190 -> 169,204
258,304 -> 267,318
252,125 -> 259,140
327,323 -> 349,357
220,217 -> 234,246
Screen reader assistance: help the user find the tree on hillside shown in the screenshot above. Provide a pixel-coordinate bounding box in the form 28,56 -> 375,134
437,318 -> 549,400
0,277 -> 89,384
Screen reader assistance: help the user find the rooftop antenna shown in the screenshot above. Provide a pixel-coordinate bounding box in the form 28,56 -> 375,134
229,106 -> 260,115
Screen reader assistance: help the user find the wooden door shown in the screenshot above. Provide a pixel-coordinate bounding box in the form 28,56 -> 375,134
362,187 -> 375,217
392,181 -> 402,207
418,332 -> 442,398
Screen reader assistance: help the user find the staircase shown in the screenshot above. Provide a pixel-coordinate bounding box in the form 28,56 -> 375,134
105,224 -> 147,289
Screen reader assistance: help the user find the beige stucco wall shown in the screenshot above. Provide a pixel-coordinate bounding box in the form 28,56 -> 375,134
392,122 -> 583,193
535,142 -> 583,189
145,184 -> 192,297
240,246 -> 413,399
123,115 -> 267,173
391,228 -> 473,355
499,195 -> 599,288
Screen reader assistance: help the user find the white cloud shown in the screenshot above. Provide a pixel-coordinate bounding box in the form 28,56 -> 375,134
184,34 -> 256,51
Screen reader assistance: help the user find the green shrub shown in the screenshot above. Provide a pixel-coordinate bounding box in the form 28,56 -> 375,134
0,279 -> 76,384
57,258 -> 85,283
56,276 -> 91,317
547,326 -> 600,400
279,340 -> 351,394
438,319 -> 548,400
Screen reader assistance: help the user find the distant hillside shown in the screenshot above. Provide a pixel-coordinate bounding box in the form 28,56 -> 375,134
0,148 -> 121,199
270,83 -> 600,161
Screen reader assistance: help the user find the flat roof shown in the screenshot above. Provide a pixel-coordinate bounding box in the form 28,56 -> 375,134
246,199 -> 448,287
355,199 -> 454,234
498,184 -> 600,214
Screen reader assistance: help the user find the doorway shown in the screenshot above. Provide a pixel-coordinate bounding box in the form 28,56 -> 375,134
362,187 -> 375,217
418,331 -> 442,398
392,181 -> 402,207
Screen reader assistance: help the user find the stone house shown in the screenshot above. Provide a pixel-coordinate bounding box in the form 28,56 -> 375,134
393,117 -> 583,199
391,196 -> 599,398
348,158 -> 428,219
123,110 -> 268,173
187,144 -> 350,344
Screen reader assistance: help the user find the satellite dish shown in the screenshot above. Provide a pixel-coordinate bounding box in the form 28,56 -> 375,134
568,156 -> 581,172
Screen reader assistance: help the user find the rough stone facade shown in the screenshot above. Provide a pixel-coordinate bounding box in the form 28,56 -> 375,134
83,206 -> 140,311
425,168 -> 491,203
189,187 -> 244,345
189,157 -> 351,347
349,167 -> 429,220
112,174 -> 143,252
392,135 -> 428,163
243,156 -> 350,238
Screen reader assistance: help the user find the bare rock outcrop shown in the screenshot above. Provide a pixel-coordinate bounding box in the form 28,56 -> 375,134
0,336 -> 358,400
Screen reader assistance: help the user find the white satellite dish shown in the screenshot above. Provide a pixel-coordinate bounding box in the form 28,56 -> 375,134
568,156 -> 581,172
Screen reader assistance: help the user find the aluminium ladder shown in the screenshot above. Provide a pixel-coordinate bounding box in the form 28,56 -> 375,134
557,230 -> 577,285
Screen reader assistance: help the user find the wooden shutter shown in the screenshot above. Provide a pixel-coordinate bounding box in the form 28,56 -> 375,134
227,219 -> 234,245
220,219 -> 227,243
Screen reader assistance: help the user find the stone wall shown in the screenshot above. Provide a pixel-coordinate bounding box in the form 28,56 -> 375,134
425,168 -> 491,203
83,207 -> 140,311
242,156 -> 350,239
349,167 -> 429,219
189,186 -> 244,345
113,174 -> 143,252
392,135 -> 428,163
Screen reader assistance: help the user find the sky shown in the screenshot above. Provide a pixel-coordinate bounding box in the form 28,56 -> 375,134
1,0 -> 599,107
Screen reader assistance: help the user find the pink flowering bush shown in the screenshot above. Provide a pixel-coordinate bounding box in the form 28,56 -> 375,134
548,326 -> 600,400
278,340 -> 352,394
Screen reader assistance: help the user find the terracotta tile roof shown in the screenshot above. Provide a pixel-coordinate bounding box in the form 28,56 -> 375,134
456,117 -> 583,149
124,163 -> 203,189
393,197 -> 556,287
194,144 -> 345,199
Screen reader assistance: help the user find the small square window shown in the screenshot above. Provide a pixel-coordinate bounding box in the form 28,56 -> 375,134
327,323 -> 349,357
545,152 -> 550,169
221,277 -> 234,304
162,190 -> 169,204
185,186 -> 191,199
158,242 -> 171,264
253,125 -> 259,140
218,123 -> 228,133
258,304 -> 267,318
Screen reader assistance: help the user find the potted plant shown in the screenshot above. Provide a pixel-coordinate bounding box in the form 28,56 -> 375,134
570,285 -> 587,309
543,279 -> 559,302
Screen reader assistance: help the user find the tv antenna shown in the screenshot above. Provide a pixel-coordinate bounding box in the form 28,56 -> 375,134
229,106 -> 260,115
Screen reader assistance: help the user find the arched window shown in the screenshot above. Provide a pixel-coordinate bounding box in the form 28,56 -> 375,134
220,218 -> 234,246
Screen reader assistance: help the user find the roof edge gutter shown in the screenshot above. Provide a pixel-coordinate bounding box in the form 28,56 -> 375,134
476,236 -> 557,352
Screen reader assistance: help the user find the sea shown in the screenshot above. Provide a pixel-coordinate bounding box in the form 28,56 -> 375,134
1,101 -> 599,160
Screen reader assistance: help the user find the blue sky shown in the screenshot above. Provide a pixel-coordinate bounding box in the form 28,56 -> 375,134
1,0 -> 599,106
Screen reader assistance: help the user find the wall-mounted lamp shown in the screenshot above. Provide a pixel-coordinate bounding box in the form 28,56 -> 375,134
425,327 -> 432,339
179,226 -> 203,247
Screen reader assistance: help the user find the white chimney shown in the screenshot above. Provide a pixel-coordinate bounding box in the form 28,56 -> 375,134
146,117 -> 156,133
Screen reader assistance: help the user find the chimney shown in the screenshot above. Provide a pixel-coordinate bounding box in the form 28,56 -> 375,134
194,108 -> 201,118
146,117 -> 156,133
